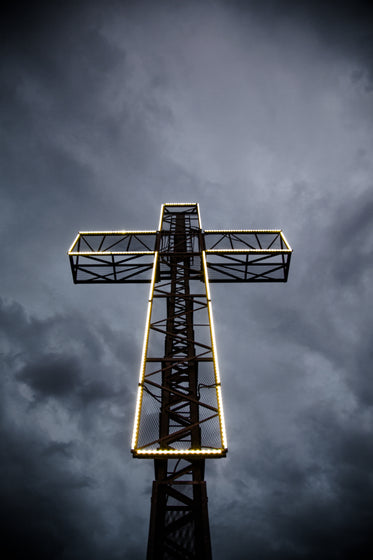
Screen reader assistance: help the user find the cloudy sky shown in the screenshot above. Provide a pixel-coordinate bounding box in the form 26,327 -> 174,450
1,1 -> 373,558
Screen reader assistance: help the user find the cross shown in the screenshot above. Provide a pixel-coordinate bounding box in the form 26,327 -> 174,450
68,203 -> 292,559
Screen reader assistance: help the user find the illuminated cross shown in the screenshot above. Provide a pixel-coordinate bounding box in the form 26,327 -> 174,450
68,203 -> 292,559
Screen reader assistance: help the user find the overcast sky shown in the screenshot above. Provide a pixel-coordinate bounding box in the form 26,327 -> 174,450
1,1 -> 373,558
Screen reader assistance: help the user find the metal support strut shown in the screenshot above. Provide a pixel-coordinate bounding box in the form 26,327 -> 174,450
147,212 -> 212,559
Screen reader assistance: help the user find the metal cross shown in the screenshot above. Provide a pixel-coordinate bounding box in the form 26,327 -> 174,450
68,203 -> 292,559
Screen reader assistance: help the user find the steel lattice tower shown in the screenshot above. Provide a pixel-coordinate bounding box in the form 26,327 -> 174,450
68,203 -> 292,559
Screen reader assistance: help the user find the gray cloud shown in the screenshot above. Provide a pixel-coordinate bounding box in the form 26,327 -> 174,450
17,354 -> 82,397
0,296 -> 147,558
1,1 -> 373,558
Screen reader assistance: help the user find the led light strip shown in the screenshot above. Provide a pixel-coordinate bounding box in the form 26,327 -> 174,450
202,251 -> 228,451
197,203 -> 202,229
204,230 -> 292,252
158,203 -> 199,231
131,251 -> 159,451
158,205 -> 165,231
132,250 -> 227,456
205,249 -> 291,253
280,231 -> 292,251
68,233 -> 80,254
135,449 -> 225,456
78,230 -> 157,235
163,202 -> 198,207
69,251 -> 155,256
68,231 -> 157,255
205,229 -> 282,233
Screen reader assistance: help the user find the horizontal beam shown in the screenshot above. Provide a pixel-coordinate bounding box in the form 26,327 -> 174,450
204,230 -> 292,251
69,231 -> 157,254
206,251 -> 291,282
69,253 -> 155,283
68,229 -> 292,284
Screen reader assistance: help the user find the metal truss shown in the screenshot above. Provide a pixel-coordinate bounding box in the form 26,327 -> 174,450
68,227 -> 291,285
68,231 -> 156,283
132,208 -> 226,459
145,207 -> 214,559
68,202 -> 292,560
148,459 -> 211,560
204,230 -> 291,282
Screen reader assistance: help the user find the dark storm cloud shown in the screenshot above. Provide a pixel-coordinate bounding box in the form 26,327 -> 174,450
1,0 -> 373,558
17,354 -> 82,397
16,349 -> 127,403
0,297 -> 132,406
235,0 -> 373,53
1,0 -> 164,233
0,296 -> 147,558
1,428 -> 93,550
211,401 -> 373,559
207,174 -> 373,558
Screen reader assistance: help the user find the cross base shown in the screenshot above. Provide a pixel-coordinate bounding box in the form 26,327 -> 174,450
147,459 -> 212,560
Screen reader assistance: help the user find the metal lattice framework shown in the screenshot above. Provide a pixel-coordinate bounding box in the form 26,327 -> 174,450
68,203 -> 292,559
68,231 -> 291,285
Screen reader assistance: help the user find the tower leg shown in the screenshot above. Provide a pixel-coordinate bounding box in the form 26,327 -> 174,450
147,459 -> 212,560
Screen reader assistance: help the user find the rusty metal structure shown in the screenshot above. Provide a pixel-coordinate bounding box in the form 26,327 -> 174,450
68,203 -> 292,559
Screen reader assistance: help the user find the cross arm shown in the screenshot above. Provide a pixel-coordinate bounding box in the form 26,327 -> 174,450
68,231 -> 157,283
203,230 -> 292,282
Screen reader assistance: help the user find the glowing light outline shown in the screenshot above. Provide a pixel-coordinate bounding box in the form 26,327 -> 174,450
205,249 -> 291,254
131,248 -> 227,456
279,231 -> 292,251
68,233 -> 80,254
131,251 -> 159,451
68,205 -> 291,460
158,205 -> 165,231
68,231 -> 158,255
132,202 -> 227,458
204,230 -> 292,251
158,203 -> 200,232
135,449 -> 225,456
69,251 -> 155,256
163,202 -> 199,207
78,230 -> 157,235
196,203 -> 202,229
202,250 -> 228,451
205,229 -> 282,233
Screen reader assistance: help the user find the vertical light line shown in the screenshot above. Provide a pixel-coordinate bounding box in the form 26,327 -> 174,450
158,205 -> 165,231
131,251 -> 158,451
68,233 -> 81,254
280,230 -> 292,251
202,251 -> 228,451
196,203 -> 202,229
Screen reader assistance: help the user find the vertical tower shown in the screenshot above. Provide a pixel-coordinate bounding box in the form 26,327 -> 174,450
133,204 -> 226,559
